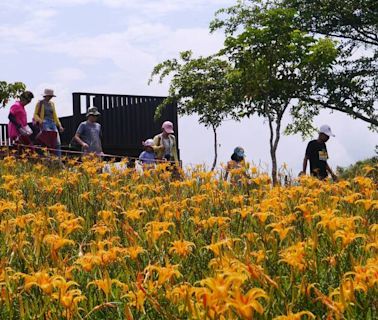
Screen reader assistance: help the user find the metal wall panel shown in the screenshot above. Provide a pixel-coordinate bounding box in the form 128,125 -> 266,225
0,92 -> 179,159
69,92 -> 179,158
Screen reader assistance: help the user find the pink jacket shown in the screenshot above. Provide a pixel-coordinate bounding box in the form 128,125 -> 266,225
8,101 -> 27,140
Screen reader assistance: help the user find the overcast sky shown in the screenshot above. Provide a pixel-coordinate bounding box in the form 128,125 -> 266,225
0,0 -> 376,173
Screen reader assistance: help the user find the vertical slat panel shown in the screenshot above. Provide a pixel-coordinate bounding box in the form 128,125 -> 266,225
103,95 -> 108,110
114,99 -> 122,147
72,93 -> 81,117
116,96 -> 122,146
94,95 -> 103,112
120,96 -> 126,145
126,100 -> 133,147
1,125 -> 5,145
130,102 -> 138,148
109,96 -> 115,147
100,95 -> 107,147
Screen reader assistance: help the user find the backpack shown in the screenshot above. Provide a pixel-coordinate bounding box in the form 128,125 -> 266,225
33,101 -> 44,127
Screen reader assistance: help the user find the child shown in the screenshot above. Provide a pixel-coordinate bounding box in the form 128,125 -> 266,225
139,139 -> 156,165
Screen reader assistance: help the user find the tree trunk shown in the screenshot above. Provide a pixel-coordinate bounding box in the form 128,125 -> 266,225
268,114 -> 283,186
268,117 -> 277,186
211,126 -> 218,171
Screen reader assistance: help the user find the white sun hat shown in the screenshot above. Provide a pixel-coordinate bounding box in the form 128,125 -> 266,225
319,124 -> 335,137
143,139 -> 155,147
43,88 -> 56,97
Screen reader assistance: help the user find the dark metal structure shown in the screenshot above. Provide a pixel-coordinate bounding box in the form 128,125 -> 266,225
1,92 -> 179,158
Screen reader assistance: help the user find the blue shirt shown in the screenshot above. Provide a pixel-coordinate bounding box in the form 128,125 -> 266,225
139,150 -> 156,164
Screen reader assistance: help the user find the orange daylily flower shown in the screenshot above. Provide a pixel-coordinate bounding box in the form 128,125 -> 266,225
87,277 -> 128,300
145,262 -> 182,286
228,287 -> 268,318
44,234 -> 75,260
279,242 -> 307,271
169,240 -> 195,257
52,278 -> 86,313
19,271 -> 59,295
274,310 -> 315,320
125,245 -> 145,260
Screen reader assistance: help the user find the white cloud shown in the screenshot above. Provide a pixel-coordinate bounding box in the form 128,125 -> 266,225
33,8 -> 58,19
37,0 -> 95,6
0,26 -> 38,43
100,0 -> 234,13
35,0 -> 234,14
51,68 -> 86,83
36,23 -> 225,94
0,5 -> 57,49
42,31 -> 157,78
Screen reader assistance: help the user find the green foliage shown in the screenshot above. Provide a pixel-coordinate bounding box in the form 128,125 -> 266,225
213,4 -> 338,133
0,81 -> 26,107
283,0 -> 378,46
337,156 -> 378,182
150,51 -> 236,170
283,0 -> 378,130
149,51 -> 234,129
212,0 -> 378,130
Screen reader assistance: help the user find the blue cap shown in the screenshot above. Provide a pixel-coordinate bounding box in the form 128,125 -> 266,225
234,146 -> 245,158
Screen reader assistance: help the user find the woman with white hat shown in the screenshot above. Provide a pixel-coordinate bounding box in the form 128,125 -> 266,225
33,89 -> 64,156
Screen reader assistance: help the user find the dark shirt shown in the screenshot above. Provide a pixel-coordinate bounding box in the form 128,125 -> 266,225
305,140 -> 329,179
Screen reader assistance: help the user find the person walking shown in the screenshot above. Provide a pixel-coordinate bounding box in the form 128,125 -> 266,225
224,146 -> 246,182
8,91 -> 34,143
300,124 -> 338,181
74,107 -> 102,155
153,121 -> 179,163
33,89 -> 64,155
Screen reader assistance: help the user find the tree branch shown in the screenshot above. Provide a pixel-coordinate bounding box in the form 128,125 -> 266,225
303,97 -> 378,127
309,29 -> 378,47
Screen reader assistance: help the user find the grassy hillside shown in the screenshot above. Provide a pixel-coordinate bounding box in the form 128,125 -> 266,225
337,156 -> 378,182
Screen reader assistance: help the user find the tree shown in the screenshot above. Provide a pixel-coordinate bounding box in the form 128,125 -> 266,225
0,81 -> 26,107
213,6 -> 338,185
149,51 -> 234,170
283,0 -> 378,129
297,55 -> 378,129
212,0 -> 378,130
283,0 -> 378,47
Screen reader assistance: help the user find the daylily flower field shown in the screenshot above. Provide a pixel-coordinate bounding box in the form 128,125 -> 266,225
0,153 -> 377,319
